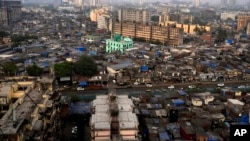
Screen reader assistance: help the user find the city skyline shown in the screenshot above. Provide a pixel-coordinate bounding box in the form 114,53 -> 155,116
19,0 -> 249,5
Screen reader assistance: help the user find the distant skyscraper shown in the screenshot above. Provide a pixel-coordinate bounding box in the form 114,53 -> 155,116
118,8 -> 151,24
228,0 -> 236,7
73,0 -> 82,6
193,0 -> 200,7
0,0 -> 21,26
221,0 -> 227,6
90,0 -> 99,6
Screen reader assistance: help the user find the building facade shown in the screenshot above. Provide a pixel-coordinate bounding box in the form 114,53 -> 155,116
0,7 -> 8,26
90,7 -> 108,22
159,12 -> 193,24
237,14 -> 250,31
220,12 -> 238,21
0,77 -> 57,141
247,23 -> 250,35
193,0 -> 200,7
106,34 -> 133,54
97,14 -> 111,30
73,0 -> 82,6
176,24 -> 211,35
0,0 -> 21,25
220,0 -> 227,6
90,0 -> 99,6
112,22 -> 183,46
118,8 -> 151,24
90,94 -> 139,140
228,0 -> 236,7
157,5 -> 170,13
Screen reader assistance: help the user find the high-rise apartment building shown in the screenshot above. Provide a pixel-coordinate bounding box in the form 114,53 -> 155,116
118,8 -> 151,24
220,12 -> 238,21
0,7 -> 8,26
221,0 -> 227,5
90,8 -> 109,22
247,23 -> 250,35
0,0 -> 21,25
61,0 -> 83,6
228,0 -> 236,7
237,14 -> 250,31
159,12 -> 193,24
90,0 -> 99,6
74,0 -> 82,6
193,0 -> 200,7
97,14 -> 111,30
112,21 -> 183,46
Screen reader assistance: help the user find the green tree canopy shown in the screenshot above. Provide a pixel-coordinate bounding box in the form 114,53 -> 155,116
74,55 -> 97,76
183,19 -> 190,24
192,17 -> 206,26
215,28 -> 228,43
194,26 -> 207,35
0,31 -> 9,38
151,15 -> 159,22
1,62 -> 18,76
11,35 -> 37,43
26,64 -> 43,76
54,61 -> 73,77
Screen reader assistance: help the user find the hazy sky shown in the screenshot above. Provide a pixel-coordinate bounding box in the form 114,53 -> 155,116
21,0 -> 249,5
188,0 -> 248,5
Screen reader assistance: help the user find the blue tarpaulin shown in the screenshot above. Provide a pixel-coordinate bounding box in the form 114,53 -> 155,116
79,81 -> 88,86
89,50 -> 97,56
225,39 -> 234,45
78,32 -> 83,36
207,132 -> 221,141
141,109 -> 150,115
156,51 -> 161,57
77,47 -> 86,52
153,119 -> 160,124
41,61 -> 50,67
41,51 -> 49,57
159,132 -> 170,141
141,50 -> 146,55
177,90 -> 187,96
141,65 -> 148,72
24,59 -> 33,65
70,102 -> 91,115
201,61 -> 218,69
171,99 -> 184,106
241,115 -> 249,123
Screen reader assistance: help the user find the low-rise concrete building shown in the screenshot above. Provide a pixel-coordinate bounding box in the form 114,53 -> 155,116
106,34 -> 133,54
0,76 -> 57,141
90,93 -> 139,140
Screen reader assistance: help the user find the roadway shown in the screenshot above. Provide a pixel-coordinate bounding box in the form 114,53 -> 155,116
61,80 -> 250,95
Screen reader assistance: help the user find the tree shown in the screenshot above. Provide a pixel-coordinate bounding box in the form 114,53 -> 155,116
184,19 -> 190,24
1,62 -> 18,76
215,28 -> 227,43
0,31 -> 9,38
54,61 -> 73,77
150,39 -> 161,45
26,64 -> 43,76
194,26 -> 207,35
151,15 -> 159,22
192,17 -> 206,26
74,55 -> 97,76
